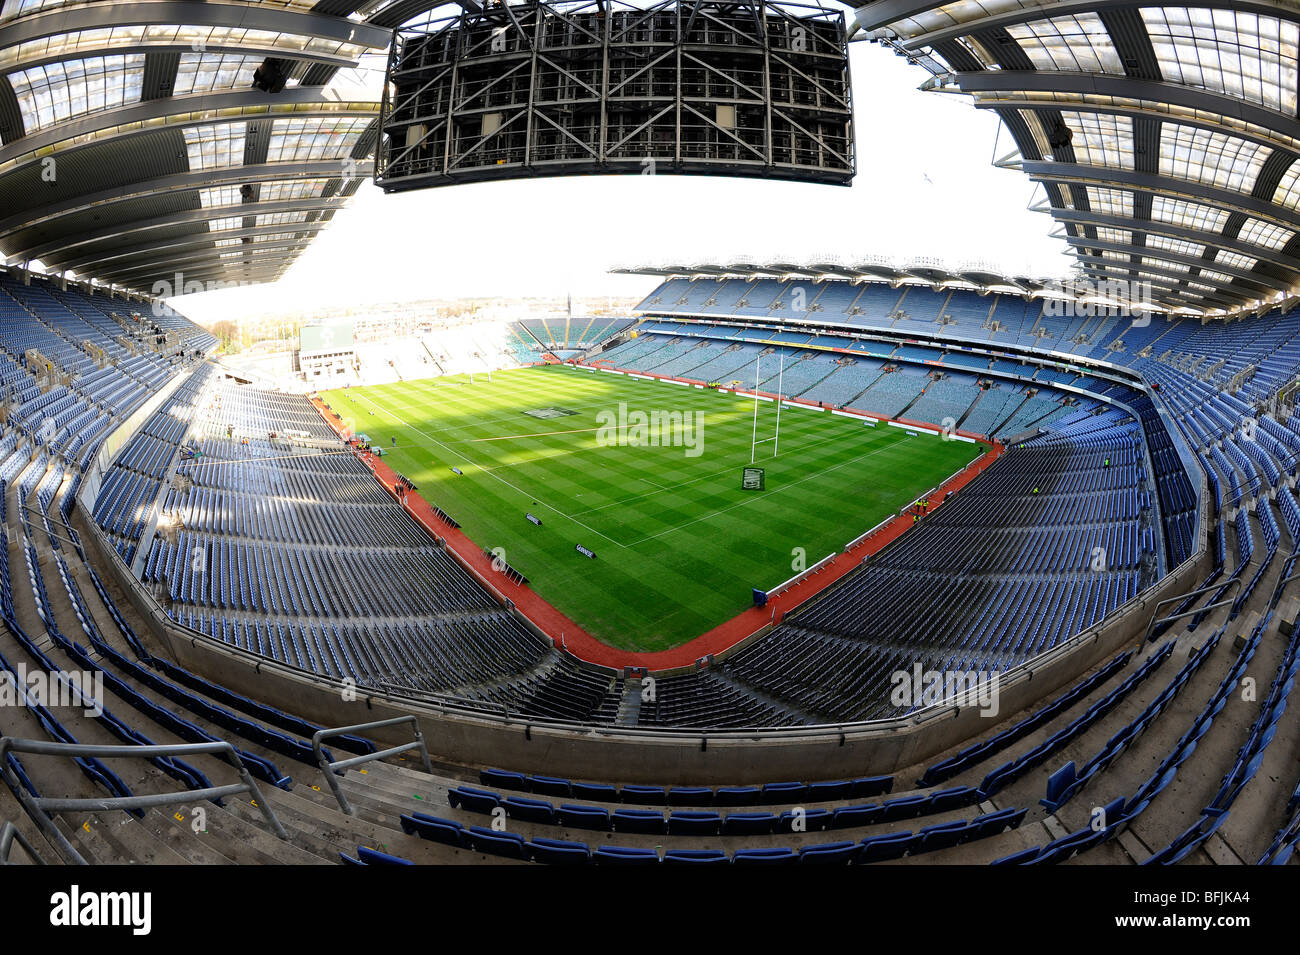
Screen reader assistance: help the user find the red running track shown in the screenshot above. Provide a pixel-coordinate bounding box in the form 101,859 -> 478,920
310,391 -> 1003,671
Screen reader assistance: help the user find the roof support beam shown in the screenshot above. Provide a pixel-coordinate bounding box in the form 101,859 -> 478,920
0,89 -> 379,168
18,197 -> 345,263
863,0 -> 1300,48
93,239 -> 314,285
1024,161 -> 1300,232
958,71 -> 1300,154
58,220 -> 327,272
1076,260 -> 1250,308
132,261 -> 288,294
0,3 -> 390,54
0,161 -> 353,239
1049,208 -> 1300,274
1066,237 -> 1282,292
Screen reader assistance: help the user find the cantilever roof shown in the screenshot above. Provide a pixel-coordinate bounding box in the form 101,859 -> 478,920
0,0 -> 391,294
850,0 -> 1300,316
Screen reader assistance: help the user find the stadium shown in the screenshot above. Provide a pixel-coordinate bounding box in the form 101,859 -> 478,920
0,0 -> 1292,913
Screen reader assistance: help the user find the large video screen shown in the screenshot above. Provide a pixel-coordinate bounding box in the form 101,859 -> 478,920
376,0 -> 854,192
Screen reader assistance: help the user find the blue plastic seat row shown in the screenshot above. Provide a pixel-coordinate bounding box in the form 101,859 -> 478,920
401,805 -> 1028,864
479,769 -> 893,805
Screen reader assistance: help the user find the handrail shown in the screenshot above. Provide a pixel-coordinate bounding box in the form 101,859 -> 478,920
312,715 -> 432,815
0,737 -> 289,865
1139,577 -> 1242,647
0,819 -> 45,865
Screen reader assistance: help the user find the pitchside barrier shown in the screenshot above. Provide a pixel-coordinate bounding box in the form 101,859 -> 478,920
758,551 -> 838,605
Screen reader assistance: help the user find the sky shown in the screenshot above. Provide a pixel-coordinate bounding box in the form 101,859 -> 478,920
172,39 -> 1069,325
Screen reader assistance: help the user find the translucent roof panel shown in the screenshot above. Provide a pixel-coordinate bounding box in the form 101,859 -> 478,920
1271,160 -> 1300,212
1238,216 -> 1295,251
208,216 -> 244,232
1060,110 -> 1133,169
256,211 -> 312,227
1146,234 -> 1206,258
1159,123 -> 1272,194
216,231 -> 301,248
172,53 -> 263,96
1085,186 -> 1134,217
1140,8 -> 1300,115
265,117 -> 371,162
1004,13 -> 1124,73
1141,255 -> 1190,273
1196,267 -> 1235,284
259,179 -> 329,201
0,25 -> 368,72
8,53 -> 144,134
0,0 -> 317,22
885,0 -> 1038,37
199,186 -> 243,208
1216,249 -> 1258,270
184,122 -> 246,171
0,0 -> 71,22
1094,226 -> 1133,245
1150,195 -> 1230,233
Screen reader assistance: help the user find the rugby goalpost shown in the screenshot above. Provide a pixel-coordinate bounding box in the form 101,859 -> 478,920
749,349 -> 784,463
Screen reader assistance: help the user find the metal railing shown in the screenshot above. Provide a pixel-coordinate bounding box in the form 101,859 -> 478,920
312,715 -> 432,815
0,819 -> 45,865
1139,577 -> 1242,647
0,738 -> 289,865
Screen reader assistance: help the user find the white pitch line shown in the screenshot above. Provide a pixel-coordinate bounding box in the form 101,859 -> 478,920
348,390 -> 631,549
624,439 -> 907,546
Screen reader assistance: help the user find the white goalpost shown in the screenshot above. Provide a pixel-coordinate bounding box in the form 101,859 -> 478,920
749,349 -> 784,462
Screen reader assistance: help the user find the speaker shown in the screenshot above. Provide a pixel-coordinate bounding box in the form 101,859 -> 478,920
1048,121 -> 1074,151
253,60 -> 289,94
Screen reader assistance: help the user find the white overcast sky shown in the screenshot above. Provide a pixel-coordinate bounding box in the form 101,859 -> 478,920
173,40 -> 1068,324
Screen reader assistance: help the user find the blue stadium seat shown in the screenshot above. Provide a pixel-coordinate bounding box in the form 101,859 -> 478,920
621,784 -> 668,805
859,830 -> 915,863
355,846 -> 415,866
467,826 -> 529,860
593,846 -> 660,866
526,837 -> 591,865
668,786 -> 714,806
798,841 -> 860,865
558,804 -> 611,830
611,809 -> 667,834
760,781 -> 807,803
732,847 -> 798,866
667,811 -> 723,835
721,812 -> 778,835
663,849 -> 729,866
448,785 -> 500,814
400,813 -> 467,848
714,786 -> 761,806
504,795 -> 557,825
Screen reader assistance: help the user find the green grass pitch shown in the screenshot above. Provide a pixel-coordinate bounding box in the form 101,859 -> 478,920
321,366 -> 982,652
